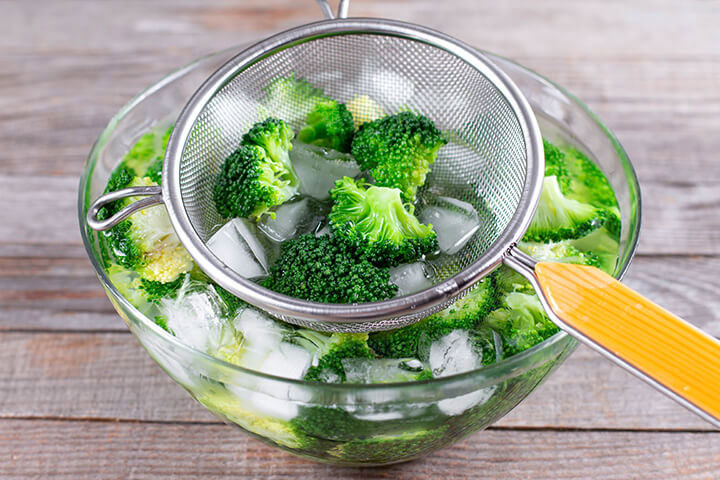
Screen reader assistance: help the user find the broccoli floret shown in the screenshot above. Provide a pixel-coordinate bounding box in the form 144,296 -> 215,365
262,234 -> 398,304
369,277 -> 496,358
289,331 -> 373,382
120,126 -> 172,175
523,175 -> 610,242
242,117 -> 295,167
298,99 -> 355,152
196,382 -> 321,451
485,292 -> 559,357
569,226 -> 621,275
327,426 -> 449,464
214,142 -> 299,219
563,146 -> 619,209
262,74 -> 328,124
329,177 -> 438,267
518,239 -> 600,268
138,276 -> 185,303
543,139 -> 571,193
99,174 -> 193,283
290,406 -> 375,442
493,265 -> 534,296
351,111 -> 447,203
144,127 -> 173,183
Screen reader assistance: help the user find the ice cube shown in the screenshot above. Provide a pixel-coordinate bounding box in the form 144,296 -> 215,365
420,196 -> 480,255
389,262 -> 434,296
232,308 -> 285,370
258,198 -> 315,243
226,385 -> 299,421
427,330 -> 483,377
438,386 -> 497,416
207,218 -> 269,280
260,343 -> 312,380
161,282 -> 235,354
290,141 -> 362,200
357,63 -> 415,106
342,358 -> 429,384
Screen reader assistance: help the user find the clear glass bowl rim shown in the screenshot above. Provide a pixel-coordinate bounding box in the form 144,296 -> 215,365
77,45 -> 641,393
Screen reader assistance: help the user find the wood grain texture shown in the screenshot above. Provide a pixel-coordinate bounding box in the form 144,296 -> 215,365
3,0 -> 720,477
1,419 -> 719,480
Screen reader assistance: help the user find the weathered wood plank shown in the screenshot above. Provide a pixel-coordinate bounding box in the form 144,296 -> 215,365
1,1 -> 720,184
3,52 -> 720,183
1,419 -> 718,479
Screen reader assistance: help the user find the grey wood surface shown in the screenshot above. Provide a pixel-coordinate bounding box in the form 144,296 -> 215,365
2,0 -> 719,477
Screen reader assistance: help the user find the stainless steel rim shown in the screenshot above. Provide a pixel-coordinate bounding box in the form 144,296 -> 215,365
163,18 -> 544,324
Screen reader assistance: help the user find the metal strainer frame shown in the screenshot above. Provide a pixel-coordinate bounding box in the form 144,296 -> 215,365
87,14 -> 544,332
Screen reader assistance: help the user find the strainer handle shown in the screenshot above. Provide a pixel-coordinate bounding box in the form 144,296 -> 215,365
316,0 -> 350,19
86,185 -> 164,231
504,247 -> 720,429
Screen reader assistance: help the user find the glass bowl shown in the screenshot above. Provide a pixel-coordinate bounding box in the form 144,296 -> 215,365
78,47 -> 641,466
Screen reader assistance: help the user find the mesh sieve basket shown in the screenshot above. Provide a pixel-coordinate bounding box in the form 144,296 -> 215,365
87,10 -> 544,332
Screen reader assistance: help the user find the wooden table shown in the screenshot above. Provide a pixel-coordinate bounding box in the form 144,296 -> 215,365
2,1 -> 719,478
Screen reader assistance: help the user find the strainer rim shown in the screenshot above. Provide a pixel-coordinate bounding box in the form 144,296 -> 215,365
163,18 -> 544,325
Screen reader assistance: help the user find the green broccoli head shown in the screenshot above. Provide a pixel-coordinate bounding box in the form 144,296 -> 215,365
563,145 -> 619,209
242,117 -> 295,167
523,175 -> 610,242
327,426 -> 450,464
213,142 -> 298,219
98,167 -> 193,283
493,265 -> 535,296
144,127 -> 173,183
290,331 -> 373,382
485,291 -> 559,357
138,276 -> 186,303
569,226 -> 621,275
261,233 -> 398,304
351,111 -> 447,203
543,138 -> 571,194
298,99 -> 355,152
519,239 -> 600,268
120,126 -> 173,176
369,276 -> 496,358
329,177 -> 438,267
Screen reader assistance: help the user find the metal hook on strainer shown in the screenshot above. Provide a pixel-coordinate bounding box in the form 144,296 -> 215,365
87,0 -> 720,428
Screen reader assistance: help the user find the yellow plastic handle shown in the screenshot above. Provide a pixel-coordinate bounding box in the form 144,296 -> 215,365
535,261 -> 720,426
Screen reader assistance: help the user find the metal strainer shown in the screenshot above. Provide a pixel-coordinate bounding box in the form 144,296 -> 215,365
88,0 -> 720,427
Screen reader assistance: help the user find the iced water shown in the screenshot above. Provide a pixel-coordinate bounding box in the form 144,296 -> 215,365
207,218 -> 269,280
342,358 -> 428,384
420,196 -> 481,255
290,141 -> 362,200
389,262 -> 434,296
427,330 -> 483,378
258,198 -> 316,243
